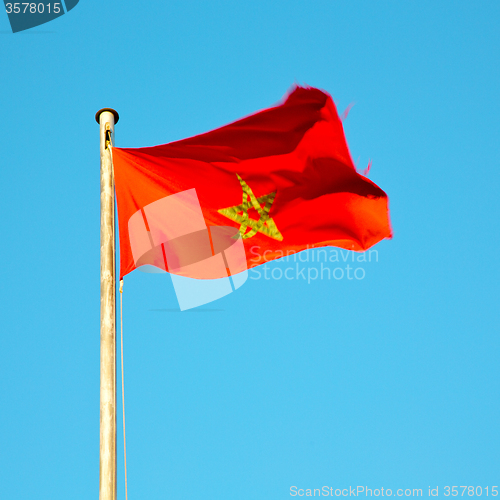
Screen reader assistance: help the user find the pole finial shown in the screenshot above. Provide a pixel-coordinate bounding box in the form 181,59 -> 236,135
95,108 -> 120,124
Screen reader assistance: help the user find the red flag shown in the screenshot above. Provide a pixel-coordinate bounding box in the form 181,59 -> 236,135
113,86 -> 392,280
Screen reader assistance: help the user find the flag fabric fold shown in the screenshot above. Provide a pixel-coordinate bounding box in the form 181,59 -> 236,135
113,85 -> 392,280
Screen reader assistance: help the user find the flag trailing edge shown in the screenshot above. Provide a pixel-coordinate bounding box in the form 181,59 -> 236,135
113,85 -> 392,281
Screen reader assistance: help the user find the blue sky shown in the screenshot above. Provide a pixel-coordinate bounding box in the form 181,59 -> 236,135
0,1 -> 499,499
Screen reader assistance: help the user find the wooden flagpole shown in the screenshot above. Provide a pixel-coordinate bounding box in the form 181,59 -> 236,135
96,108 -> 119,500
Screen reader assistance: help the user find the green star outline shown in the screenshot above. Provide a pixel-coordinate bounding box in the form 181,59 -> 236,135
218,174 -> 284,241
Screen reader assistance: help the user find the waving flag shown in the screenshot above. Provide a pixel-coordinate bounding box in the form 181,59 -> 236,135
113,85 -> 392,281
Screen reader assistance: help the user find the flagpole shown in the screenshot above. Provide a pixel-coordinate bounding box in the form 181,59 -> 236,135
96,108 -> 119,500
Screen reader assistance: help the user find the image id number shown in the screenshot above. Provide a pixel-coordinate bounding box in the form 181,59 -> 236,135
444,487 -> 499,497
5,3 -> 62,14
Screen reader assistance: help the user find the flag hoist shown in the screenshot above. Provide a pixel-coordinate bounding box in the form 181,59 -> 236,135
96,108 -> 119,500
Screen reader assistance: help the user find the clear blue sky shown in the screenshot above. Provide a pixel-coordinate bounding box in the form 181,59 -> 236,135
1,1 -> 499,499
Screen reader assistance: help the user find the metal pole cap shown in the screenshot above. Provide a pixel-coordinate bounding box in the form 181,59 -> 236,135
95,108 -> 120,124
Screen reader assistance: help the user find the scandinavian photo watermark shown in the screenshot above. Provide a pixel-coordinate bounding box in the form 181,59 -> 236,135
290,486 -> 498,497
249,245 -> 379,283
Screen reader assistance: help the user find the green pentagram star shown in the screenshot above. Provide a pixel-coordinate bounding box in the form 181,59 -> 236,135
218,174 -> 284,241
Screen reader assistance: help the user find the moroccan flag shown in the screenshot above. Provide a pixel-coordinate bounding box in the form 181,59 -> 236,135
113,86 -> 392,280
